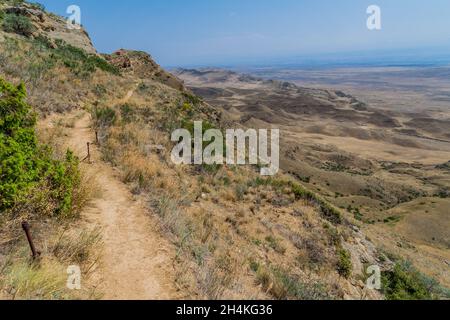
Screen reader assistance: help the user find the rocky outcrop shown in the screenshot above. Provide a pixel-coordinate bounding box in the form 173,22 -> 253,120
2,3 -> 96,54
105,49 -> 185,91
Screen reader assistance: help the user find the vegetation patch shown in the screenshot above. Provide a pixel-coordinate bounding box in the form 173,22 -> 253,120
247,177 -> 343,224
434,188 -> 450,199
51,39 -> 119,76
92,106 -> 117,129
2,13 -> 35,37
0,78 -> 81,217
30,36 -> 119,77
382,261 -> 450,300
383,215 -> 401,224
336,248 -> 352,279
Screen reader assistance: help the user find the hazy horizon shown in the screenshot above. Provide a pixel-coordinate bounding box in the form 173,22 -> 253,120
38,0 -> 450,67
167,45 -> 450,69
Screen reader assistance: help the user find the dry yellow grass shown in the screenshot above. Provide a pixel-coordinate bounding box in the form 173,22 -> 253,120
0,225 -> 102,300
121,151 -> 162,187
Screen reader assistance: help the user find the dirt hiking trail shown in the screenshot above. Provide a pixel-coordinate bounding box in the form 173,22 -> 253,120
52,111 -> 181,300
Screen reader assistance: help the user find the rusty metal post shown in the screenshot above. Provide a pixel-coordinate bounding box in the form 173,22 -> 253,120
21,221 -> 40,260
82,142 -> 91,163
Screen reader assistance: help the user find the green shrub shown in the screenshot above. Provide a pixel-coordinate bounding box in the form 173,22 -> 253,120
19,38 -> 120,77
93,106 -> 117,128
48,150 -> 81,216
2,13 -> 35,37
382,261 -> 449,300
0,78 -> 81,216
1,78 -> 38,210
337,248 -> 352,278
353,208 -> 363,221
51,39 -> 119,76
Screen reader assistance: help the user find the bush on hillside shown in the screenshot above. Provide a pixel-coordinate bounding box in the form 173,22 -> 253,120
336,248 -> 352,279
0,77 -> 81,216
92,106 -> 117,129
27,37 -> 120,78
51,39 -> 120,76
382,261 -> 450,300
2,13 -> 35,37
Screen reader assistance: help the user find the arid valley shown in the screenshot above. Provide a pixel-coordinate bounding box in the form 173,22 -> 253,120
175,66 -> 450,287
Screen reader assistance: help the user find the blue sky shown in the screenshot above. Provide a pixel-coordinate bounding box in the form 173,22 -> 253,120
38,0 -> 450,67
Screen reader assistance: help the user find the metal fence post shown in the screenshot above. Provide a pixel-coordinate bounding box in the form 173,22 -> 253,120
21,221 -> 40,260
